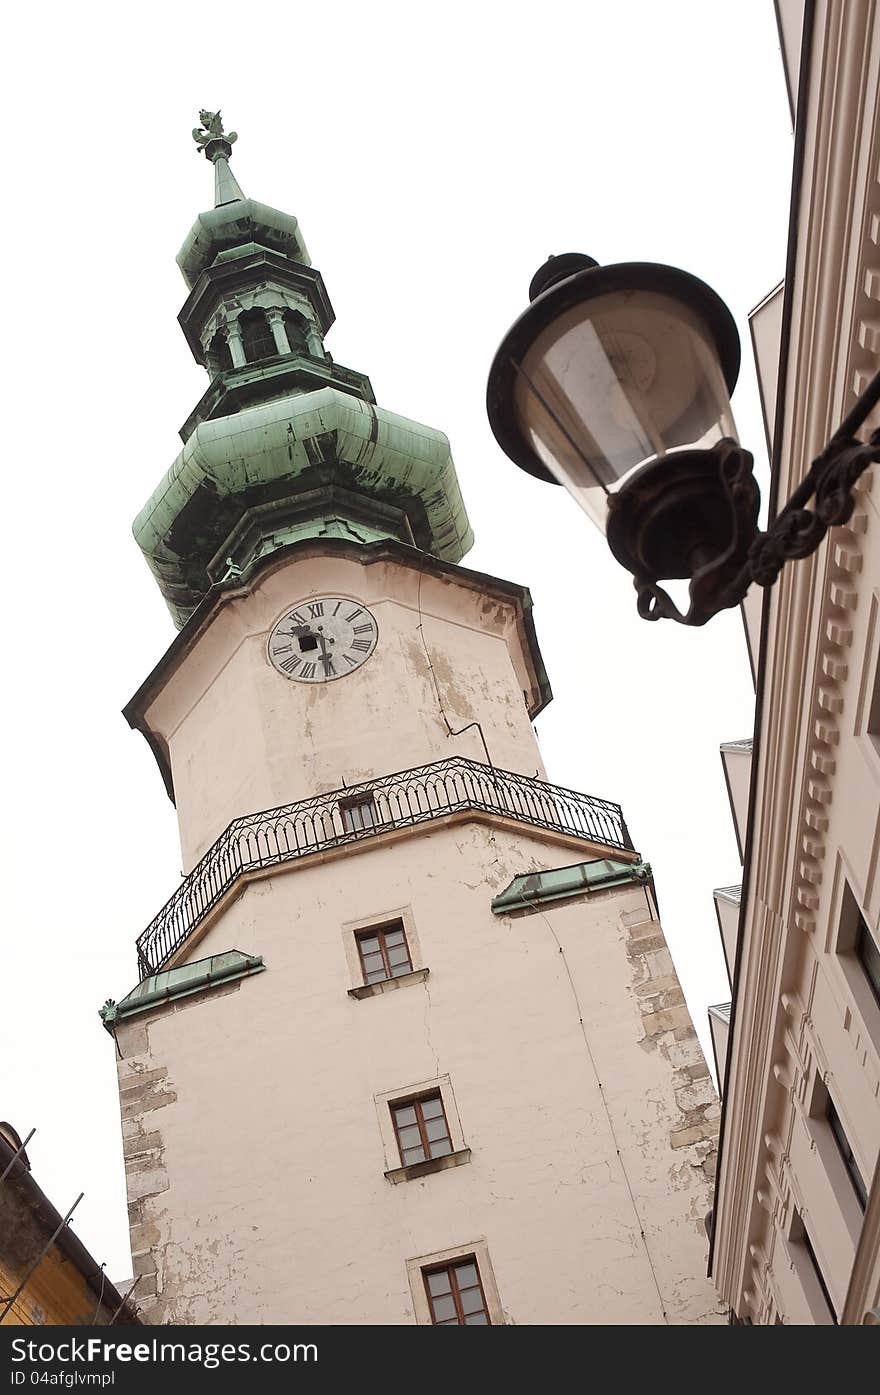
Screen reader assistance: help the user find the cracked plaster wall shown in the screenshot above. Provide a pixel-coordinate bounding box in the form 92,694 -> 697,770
140,552 -> 546,869
115,824 -> 724,1325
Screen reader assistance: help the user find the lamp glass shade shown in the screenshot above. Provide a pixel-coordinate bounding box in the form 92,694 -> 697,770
512,287 -> 738,531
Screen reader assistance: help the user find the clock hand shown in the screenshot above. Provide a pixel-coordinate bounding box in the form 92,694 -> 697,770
316,631 -> 332,673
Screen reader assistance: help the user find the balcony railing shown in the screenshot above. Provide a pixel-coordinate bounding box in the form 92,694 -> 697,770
136,757 -> 634,978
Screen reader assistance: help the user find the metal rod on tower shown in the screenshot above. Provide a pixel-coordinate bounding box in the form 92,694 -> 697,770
0,1128 -> 35,1184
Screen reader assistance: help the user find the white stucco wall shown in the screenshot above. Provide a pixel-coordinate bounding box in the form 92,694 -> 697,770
118,823 -> 723,1326
119,548 -> 723,1326
140,549 -> 547,868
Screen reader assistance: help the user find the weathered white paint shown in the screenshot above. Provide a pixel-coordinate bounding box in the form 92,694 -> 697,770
117,547 -> 724,1325
119,826 -> 722,1324
137,547 -> 547,868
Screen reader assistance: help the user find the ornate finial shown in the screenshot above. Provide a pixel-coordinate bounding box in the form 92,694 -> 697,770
99,999 -> 118,1029
192,110 -> 238,156
191,110 -> 244,207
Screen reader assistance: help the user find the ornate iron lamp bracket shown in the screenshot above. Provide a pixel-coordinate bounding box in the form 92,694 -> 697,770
633,369 -> 880,626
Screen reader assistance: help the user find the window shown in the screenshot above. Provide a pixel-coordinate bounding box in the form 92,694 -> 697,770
868,636 -> 880,741
375,1075 -> 468,1181
284,311 -> 307,353
835,882 -> 880,1037
826,1093 -> 867,1210
392,1093 -> 452,1167
209,329 -> 233,372
340,795 -> 376,834
792,1212 -> 837,1324
407,1241 -> 502,1324
802,1223 -> 837,1324
356,921 -> 412,985
423,1257 -> 490,1325
344,907 -> 425,1000
239,309 -> 276,363
857,915 -> 880,1007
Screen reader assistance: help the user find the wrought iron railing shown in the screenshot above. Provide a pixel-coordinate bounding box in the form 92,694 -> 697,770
136,757 -> 634,978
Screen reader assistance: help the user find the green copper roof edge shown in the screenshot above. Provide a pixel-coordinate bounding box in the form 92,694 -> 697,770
176,198 -> 311,289
133,387 -> 474,627
491,859 -> 653,914
100,951 -> 264,1033
123,536 -> 552,804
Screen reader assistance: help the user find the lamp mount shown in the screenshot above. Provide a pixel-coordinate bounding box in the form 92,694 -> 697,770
618,369 -> 880,626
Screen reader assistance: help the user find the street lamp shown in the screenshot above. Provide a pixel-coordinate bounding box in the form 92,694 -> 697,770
487,254 -> 880,625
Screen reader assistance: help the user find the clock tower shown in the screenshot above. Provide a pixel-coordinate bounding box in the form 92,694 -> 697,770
103,115 -> 725,1326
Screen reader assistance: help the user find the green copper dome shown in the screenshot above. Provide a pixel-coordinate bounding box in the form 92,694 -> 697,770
177,199 -> 311,290
134,113 -> 473,628
134,388 -> 473,628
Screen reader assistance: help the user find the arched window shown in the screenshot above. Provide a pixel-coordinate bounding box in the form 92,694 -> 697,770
239,309 -> 276,364
284,312 -> 308,355
209,329 -> 233,373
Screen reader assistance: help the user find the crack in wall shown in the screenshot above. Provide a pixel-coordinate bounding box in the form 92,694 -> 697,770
623,906 -> 721,1175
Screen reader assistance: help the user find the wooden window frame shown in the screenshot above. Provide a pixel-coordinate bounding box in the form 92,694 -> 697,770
391,1091 -> 452,1167
355,920 -> 412,986
406,1240 -> 503,1325
422,1255 -> 491,1326
343,906 -> 426,1000
375,1075 -> 469,1182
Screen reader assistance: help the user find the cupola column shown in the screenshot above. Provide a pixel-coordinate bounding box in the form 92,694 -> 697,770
225,318 -> 247,368
267,307 -> 292,355
305,323 -> 326,359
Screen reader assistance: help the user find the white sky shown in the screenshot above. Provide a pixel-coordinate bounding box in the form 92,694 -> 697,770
1,1 -> 792,1281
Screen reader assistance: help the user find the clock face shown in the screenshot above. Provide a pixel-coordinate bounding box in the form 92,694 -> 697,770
267,597 -> 379,683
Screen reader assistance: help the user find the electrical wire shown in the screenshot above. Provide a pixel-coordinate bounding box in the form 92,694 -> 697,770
416,569 -> 495,768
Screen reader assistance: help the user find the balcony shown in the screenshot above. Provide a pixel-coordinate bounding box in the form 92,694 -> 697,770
136,757 -> 635,978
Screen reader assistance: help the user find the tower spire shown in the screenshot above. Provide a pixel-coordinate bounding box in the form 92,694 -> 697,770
192,109 -> 244,207
138,118 -> 473,628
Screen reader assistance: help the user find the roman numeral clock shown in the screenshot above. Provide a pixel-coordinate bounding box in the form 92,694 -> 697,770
268,597 -> 379,682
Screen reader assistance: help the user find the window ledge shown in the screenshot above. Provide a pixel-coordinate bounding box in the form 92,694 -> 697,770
385,1148 -> 471,1185
348,967 -> 429,1000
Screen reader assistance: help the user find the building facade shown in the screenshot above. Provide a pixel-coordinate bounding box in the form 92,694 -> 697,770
102,115 -> 725,1325
709,0 -> 880,1325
